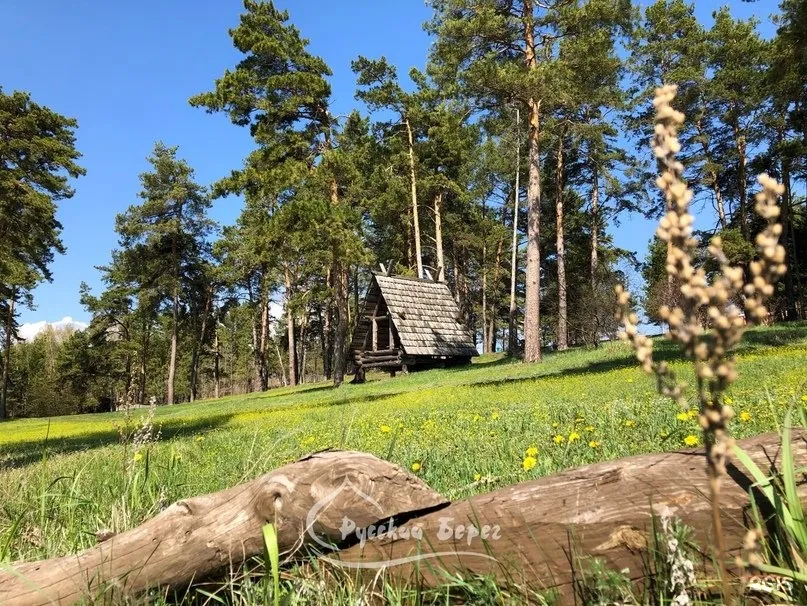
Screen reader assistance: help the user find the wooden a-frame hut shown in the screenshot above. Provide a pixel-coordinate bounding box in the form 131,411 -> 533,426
351,274 -> 477,380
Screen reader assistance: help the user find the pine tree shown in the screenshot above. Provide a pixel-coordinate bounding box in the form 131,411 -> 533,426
428,0 -> 630,362
0,88 -> 84,420
115,143 -> 212,404
191,1 -> 357,387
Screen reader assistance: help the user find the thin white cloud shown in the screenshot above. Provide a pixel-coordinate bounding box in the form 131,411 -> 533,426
19,316 -> 88,341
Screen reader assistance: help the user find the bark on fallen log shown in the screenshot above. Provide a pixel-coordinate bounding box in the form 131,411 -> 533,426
3,433 -> 804,605
330,431 -> 807,603
0,450 -> 447,606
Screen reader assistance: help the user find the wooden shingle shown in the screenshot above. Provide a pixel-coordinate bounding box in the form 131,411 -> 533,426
351,274 -> 477,359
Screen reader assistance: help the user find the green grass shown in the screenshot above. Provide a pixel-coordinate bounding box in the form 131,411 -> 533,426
1,323 -> 807,602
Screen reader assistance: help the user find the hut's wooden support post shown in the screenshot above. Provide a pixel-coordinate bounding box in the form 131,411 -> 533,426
388,314 -> 394,349
371,316 -> 378,351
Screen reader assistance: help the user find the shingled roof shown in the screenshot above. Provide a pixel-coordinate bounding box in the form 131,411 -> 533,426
352,274 -> 477,358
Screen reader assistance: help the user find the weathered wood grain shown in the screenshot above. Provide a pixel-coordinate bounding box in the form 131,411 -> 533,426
331,431 -> 807,603
0,451 -> 448,606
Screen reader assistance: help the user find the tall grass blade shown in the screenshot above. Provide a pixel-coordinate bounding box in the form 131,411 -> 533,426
263,523 -> 280,606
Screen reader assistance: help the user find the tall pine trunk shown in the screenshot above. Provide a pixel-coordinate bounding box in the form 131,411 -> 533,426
482,237 -> 488,353
734,122 -> 749,241
488,230 -> 504,354
299,311 -> 308,384
508,108 -> 521,356
434,192 -> 446,281
590,162 -> 599,284
329,180 -> 349,387
213,321 -> 221,399
523,6 -> 542,363
405,117 -> 423,279
0,291 -> 15,420
284,265 -> 298,387
258,283 -> 270,391
555,128 -> 567,351
780,145 -> 802,320
190,286 -> 213,402
167,285 -> 179,404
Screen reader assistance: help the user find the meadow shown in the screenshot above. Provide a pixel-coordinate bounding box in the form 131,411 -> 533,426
1,323 -> 806,602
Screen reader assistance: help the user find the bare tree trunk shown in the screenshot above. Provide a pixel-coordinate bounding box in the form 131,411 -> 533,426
258,284 -> 270,391
329,179 -> 349,387
434,192 -> 445,281
481,238 -> 488,353
590,163 -> 599,284
190,286 -> 213,402
213,322 -> 220,399
332,263 -> 349,386
167,286 -> 179,405
0,290 -> 14,420
778,126 -> 801,321
555,128 -> 567,352
274,339 -> 287,387
488,230 -> 504,354
299,310 -> 308,384
508,108 -> 521,356
318,303 -> 331,380
139,317 -> 150,405
523,6 -> 542,363
324,272 -> 333,380
405,117 -> 423,279
735,123 -> 749,241
284,265 -> 298,387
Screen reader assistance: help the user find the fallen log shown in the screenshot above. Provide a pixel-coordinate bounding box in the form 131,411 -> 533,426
0,450 -> 448,606
330,431 -> 807,603
3,433 -> 804,605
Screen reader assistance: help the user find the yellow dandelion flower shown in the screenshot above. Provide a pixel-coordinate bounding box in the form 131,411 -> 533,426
801,395 -> 807,403
625,420 -> 636,428
133,452 -> 144,462
585,425 -> 595,432
684,435 -> 699,447
724,396 -> 733,405
575,417 -> 585,424
569,431 -> 581,442
676,412 -> 689,422
380,425 -> 392,434
195,436 -> 204,443
491,411 -> 500,421
473,473 -> 482,482
411,462 -> 422,472
473,414 -> 481,422
525,446 -> 538,457
739,411 -> 752,423
553,434 -> 565,445
589,440 -> 600,449
522,456 -> 537,471
687,409 -> 698,419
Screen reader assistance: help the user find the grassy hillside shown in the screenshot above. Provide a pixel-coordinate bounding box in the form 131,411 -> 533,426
1,323 -> 806,576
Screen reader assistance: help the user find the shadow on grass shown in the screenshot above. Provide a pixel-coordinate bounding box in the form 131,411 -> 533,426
736,322 -> 807,350
0,413 -> 235,471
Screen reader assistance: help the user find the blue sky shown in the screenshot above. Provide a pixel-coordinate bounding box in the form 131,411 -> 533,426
2,0 -> 777,327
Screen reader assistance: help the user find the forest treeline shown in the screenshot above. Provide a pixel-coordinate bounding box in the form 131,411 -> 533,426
1,0 -> 806,418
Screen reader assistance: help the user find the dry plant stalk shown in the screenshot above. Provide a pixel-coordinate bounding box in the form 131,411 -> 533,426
615,84 -> 787,602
